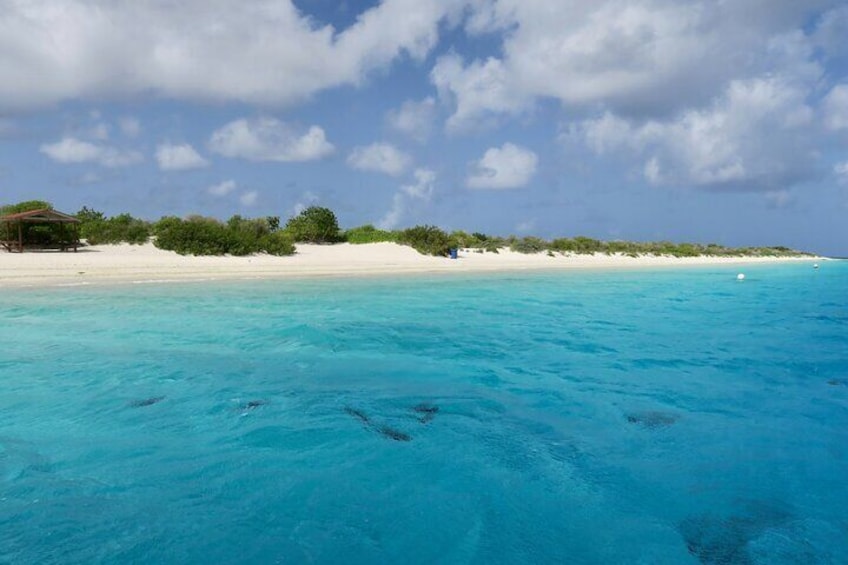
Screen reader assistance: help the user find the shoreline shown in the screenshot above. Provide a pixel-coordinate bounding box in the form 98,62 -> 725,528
0,242 -> 827,289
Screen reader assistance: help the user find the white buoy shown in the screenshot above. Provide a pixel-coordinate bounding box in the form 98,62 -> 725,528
737,273 -> 745,281
813,263 -> 819,269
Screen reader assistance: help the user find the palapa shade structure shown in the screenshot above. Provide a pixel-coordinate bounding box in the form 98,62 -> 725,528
0,208 -> 80,252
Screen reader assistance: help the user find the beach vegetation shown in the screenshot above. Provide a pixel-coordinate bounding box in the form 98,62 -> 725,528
0,200 -> 54,215
284,206 -> 341,243
343,224 -> 400,244
399,225 -> 452,256
510,236 -> 549,254
76,208 -> 151,245
153,215 -> 294,256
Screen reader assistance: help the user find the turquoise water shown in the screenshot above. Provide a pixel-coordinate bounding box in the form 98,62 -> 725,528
1,263 -> 847,564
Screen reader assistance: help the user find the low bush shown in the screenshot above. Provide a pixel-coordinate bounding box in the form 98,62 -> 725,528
510,236 -> 549,254
284,206 -> 341,243
80,211 -> 151,245
153,215 -> 294,256
343,224 -> 399,244
399,225 -> 452,256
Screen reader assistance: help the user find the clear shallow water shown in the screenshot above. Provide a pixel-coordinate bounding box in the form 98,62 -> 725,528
1,263 -> 847,564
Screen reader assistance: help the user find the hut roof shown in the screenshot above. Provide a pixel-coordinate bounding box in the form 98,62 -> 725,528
0,209 -> 80,223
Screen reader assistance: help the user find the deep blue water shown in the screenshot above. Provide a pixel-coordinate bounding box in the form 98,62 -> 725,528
1,262 -> 847,564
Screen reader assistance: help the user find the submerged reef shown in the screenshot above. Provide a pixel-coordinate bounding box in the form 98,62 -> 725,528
625,411 -> 679,429
679,500 -> 793,564
412,403 -> 439,424
344,406 -> 371,426
344,406 -> 413,442
128,396 -> 165,408
376,425 -> 412,442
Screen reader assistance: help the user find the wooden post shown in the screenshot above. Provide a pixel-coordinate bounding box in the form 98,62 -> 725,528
17,221 -> 23,253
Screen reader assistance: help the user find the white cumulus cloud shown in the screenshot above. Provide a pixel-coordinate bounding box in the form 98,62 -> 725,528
835,161 -> 848,184
119,117 -> 141,138
0,0 -> 464,110
386,97 -> 437,141
156,143 -> 209,171
240,190 -> 259,207
573,75 -> 818,190
378,168 -> 436,229
347,143 -> 412,176
40,137 -> 143,168
431,54 -> 529,132
467,143 -> 538,189
439,0 -> 837,128
823,84 -> 848,130
207,179 -> 237,197
209,118 -> 334,162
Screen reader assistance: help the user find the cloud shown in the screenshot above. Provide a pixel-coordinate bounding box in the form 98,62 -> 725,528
572,75 -> 818,190
0,0 -> 464,110
378,168 -> 436,229
467,143 -> 538,189
823,84 -> 848,130
386,97 -> 437,141
155,142 -> 209,171
765,189 -> 793,208
240,190 -> 258,207
292,191 -> 319,216
207,180 -> 237,197
119,117 -> 141,138
836,161 -> 848,184
431,54 -> 529,132
438,0 -> 837,128
401,168 -> 436,199
347,143 -> 412,176
40,137 -> 143,167
209,118 -> 334,162
90,122 -> 110,140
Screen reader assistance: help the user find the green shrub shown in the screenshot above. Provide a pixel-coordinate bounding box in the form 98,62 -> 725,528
284,206 -> 341,243
510,236 -> 549,254
399,225 -> 452,256
0,200 -> 53,215
80,211 -> 151,245
154,216 -> 231,255
153,215 -> 295,256
449,230 -> 481,248
343,224 -> 399,244
260,232 -> 296,256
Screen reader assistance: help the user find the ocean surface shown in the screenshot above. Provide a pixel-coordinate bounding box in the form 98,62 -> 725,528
1,262 -> 847,564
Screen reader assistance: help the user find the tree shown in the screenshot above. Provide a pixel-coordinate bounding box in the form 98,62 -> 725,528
1,200 -> 53,216
284,206 -> 340,243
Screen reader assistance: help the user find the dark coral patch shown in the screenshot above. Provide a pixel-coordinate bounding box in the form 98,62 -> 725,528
129,396 -> 165,408
626,410 -> 679,429
412,403 -> 439,424
679,500 -> 792,564
377,425 -> 412,442
344,406 -> 371,426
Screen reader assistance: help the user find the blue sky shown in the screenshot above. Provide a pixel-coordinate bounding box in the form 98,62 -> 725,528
1,0 -> 847,255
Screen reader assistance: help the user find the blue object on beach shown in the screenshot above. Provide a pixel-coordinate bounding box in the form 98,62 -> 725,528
449,248 -> 458,259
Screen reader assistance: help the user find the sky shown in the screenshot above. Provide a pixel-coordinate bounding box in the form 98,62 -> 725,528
1,0 -> 847,255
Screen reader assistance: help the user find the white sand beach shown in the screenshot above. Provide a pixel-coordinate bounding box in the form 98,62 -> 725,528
0,242 -> 824,288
